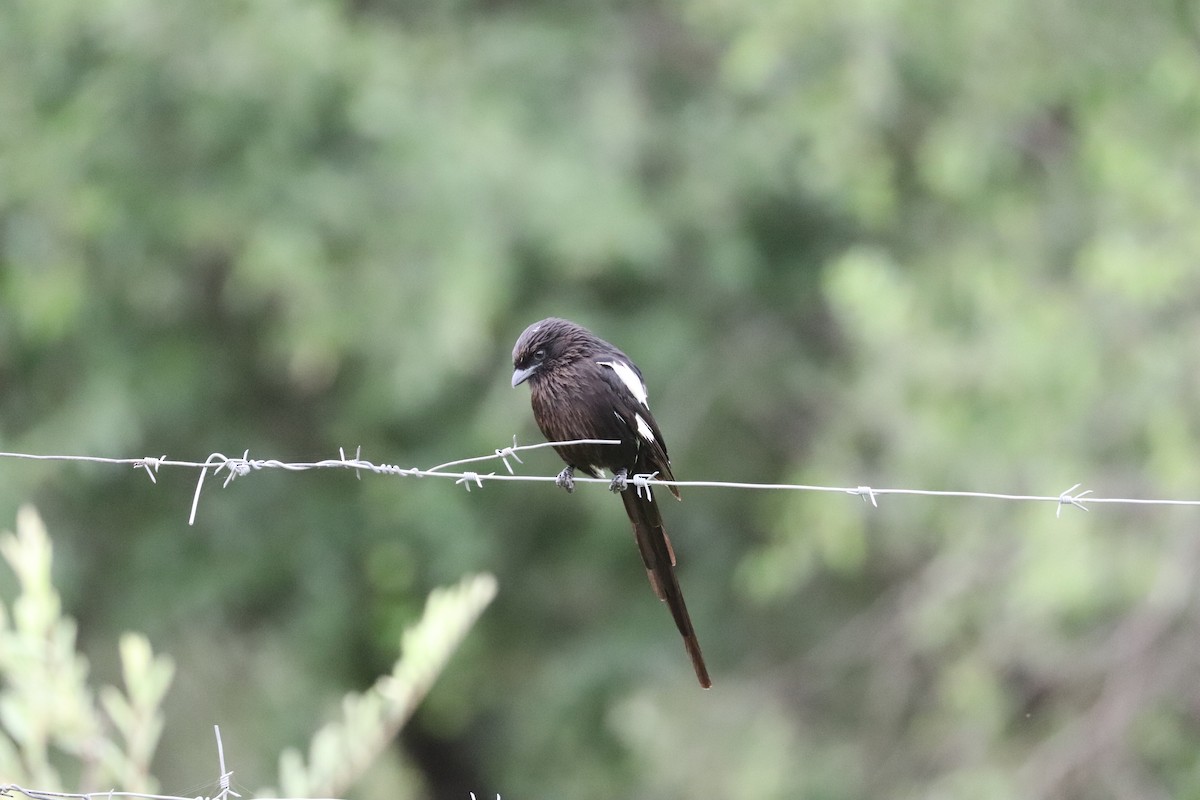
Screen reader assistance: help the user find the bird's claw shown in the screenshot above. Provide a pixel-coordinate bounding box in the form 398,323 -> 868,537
555,466 -> 576,494
609,469 -> 628,494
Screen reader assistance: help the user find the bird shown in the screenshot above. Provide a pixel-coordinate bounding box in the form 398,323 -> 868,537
511,317 -> 711,688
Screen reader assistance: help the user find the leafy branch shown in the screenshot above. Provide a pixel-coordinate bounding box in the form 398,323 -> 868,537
0,507 -> 495,800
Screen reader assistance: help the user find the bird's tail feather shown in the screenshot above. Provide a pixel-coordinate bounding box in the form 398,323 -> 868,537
621,489 -> 711,689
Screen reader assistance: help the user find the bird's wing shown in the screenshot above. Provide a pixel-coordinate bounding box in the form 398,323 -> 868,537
597,358 -> 681,500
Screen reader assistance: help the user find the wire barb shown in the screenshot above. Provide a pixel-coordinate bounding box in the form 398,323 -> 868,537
221,451 -> 253,486
850,486 -> 879,507
494,435 -> 524,475
212,726 -> 240,800
630,472 -> 659,501
339,445 -> 365,480
135,456 -> 167,484
1057,483 -> 1092,518
456,472 -> 489,492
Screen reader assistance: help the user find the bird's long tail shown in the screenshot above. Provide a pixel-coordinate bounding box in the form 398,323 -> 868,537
621,489 -> 711,688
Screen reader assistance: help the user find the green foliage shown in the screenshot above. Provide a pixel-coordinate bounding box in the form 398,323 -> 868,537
0,506 -> 173,793
270,574 -> 496,799
0,508 -> 494,799
2,0 -> 1200,796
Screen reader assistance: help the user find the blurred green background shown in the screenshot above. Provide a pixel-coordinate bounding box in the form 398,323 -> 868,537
3,0 -> 1200,797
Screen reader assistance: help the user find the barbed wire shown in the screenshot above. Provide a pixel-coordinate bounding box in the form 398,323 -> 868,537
1,727 -> 244,800
2,436 -> 1199,523
0,726 -> 499,800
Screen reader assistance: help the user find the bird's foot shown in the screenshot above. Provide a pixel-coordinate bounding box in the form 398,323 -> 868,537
609,468 -> 629,494
555,465 -> 576,494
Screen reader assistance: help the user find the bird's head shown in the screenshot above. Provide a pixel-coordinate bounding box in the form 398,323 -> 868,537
511,317 -> 593,387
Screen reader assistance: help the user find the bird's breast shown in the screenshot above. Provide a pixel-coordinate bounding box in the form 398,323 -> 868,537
530,373 -> 637,472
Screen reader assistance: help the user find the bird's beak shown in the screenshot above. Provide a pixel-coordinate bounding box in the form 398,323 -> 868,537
512,364 -> 538,387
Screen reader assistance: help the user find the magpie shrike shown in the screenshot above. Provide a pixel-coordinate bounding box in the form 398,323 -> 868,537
512,317 -> 710,688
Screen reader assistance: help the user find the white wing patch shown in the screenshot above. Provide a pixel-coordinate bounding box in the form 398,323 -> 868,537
598,360 -> 648,407
635,413 -> 655,442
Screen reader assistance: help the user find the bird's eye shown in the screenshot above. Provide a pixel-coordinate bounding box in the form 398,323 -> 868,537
533,348 -> 547,362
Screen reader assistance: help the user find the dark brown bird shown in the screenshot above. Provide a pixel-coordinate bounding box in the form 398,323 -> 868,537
511,317 -> 711,688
